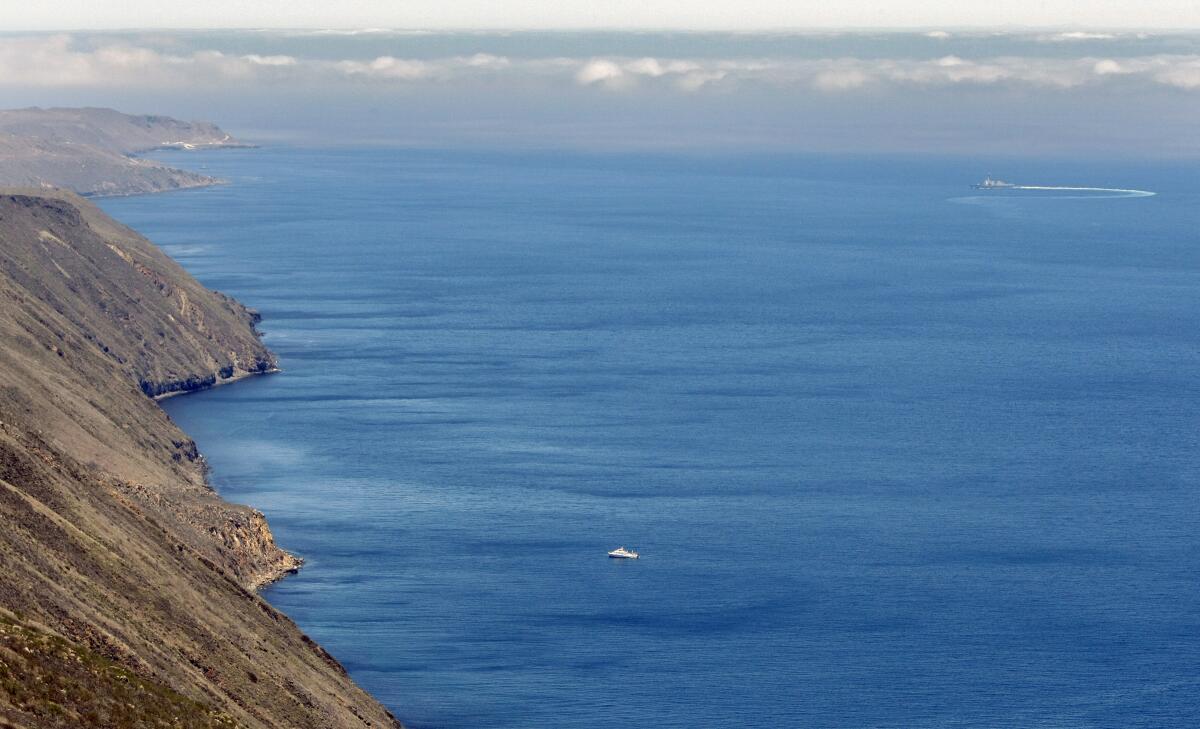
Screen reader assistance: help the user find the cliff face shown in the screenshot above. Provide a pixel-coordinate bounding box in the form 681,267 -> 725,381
0,108 -> 247,197
0,191 -> 400,728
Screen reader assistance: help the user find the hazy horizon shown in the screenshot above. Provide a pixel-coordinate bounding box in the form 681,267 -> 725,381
5,0 -> 1200,31
3,29 -> 1199,157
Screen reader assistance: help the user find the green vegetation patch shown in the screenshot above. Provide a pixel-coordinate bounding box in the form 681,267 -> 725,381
0,615 -> 242,728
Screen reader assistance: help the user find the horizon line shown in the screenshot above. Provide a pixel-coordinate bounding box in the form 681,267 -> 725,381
6,25 -> 1200,34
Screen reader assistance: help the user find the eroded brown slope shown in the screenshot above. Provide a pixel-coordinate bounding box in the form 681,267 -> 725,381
0,192 -> 400,728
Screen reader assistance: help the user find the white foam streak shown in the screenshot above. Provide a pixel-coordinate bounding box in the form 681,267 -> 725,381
1013,185 -> 1156,197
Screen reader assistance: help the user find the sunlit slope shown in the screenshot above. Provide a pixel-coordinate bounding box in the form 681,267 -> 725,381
0,108 -> 246,196
0,191 -> 401,728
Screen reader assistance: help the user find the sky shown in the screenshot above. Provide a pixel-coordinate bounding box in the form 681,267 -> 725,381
3,1 -> 1200,31
1,28 -> 1198,157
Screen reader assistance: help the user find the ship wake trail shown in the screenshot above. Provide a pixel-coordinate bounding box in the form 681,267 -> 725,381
1012,185 -> 1156,198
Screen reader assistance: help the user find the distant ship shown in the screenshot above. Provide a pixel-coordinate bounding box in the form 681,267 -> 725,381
608,546 -> 639,559
973,176 -> 1017,190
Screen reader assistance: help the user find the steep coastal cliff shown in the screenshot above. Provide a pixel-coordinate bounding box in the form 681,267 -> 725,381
0,108 -> 247,197
0,191 -> 400,727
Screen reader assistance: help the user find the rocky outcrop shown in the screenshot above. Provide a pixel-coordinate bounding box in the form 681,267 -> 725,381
201,505 -> 304,590
141,360 -> 278,400
0,191 -> 401,727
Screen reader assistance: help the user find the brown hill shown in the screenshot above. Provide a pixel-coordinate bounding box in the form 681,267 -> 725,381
0,108 -> 247,197
0,108 -> 244,154
0,190 -> 401,728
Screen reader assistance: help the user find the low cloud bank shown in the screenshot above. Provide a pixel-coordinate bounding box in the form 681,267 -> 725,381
3,34 -> 1200,92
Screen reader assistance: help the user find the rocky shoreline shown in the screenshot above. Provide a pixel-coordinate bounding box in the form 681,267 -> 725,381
148,363 -> 282,401
0,167 -> 401,724
149,363 -> 301,590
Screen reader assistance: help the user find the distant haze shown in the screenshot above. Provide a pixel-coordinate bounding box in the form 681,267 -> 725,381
2,30 -> 1199,157
3,1 -> 1200,31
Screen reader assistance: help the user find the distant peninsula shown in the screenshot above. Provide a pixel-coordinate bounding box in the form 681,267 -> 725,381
0,114 -> 401,726
0,107 -> 249,197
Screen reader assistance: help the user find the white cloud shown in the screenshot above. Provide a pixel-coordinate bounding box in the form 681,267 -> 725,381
337,56 -> 433,80
624,57 -> 668,77
575,57 -> 711,90
3,35 -> 1200,96
813,68 -> 871,91
1039,31 -> 1118,42
575,59 -> 626,87
1093,59 -> 1127,75
676,70 -> 728,91
1154,58 -> 1200,88
0,35 -> 302,86
463,53 -> 510,69
242,54 -> 298,67
291,28 -> 409,36
624,57 -> 701,77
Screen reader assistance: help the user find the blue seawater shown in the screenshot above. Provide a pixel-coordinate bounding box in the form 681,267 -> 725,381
99,149 -> 1200,728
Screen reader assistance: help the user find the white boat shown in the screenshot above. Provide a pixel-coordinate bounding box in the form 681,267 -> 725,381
608,546 -> 639,559
972,176 -> 1017,190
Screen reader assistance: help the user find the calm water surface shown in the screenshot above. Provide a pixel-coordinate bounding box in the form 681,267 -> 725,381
100,148 -> 1200,728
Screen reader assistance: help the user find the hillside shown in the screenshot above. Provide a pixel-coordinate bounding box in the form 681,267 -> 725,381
0,108 -> 246,197
0,191 -> 400,728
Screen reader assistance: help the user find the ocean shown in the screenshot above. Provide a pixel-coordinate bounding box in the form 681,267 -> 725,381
100,148 -> 1200,728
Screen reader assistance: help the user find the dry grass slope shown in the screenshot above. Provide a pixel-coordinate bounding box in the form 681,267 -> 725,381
0,108 -> 248,197
0,191 -> 401,728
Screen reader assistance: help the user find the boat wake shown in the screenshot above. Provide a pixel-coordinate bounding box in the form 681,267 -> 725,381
1010,185 -> 1156,198
952,183 -> 1156,204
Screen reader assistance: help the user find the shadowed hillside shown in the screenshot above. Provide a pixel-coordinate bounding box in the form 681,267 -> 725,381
0,190 -> 401,728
